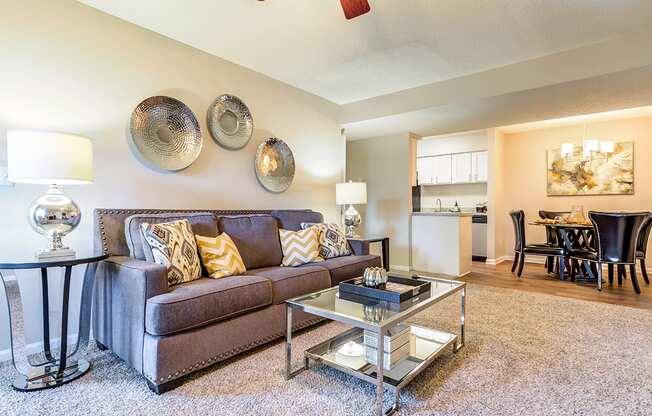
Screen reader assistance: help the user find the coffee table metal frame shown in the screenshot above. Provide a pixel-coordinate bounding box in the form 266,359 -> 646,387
285,276 -> 466,416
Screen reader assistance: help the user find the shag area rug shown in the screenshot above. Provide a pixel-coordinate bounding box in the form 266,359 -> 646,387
2,283 -> 652,416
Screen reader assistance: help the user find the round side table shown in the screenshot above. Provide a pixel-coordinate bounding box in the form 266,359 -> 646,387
0,252 -> 108,391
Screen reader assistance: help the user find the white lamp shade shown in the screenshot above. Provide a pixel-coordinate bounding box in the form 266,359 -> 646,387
7,130 -> 93,185
336,181 -> 367,205
584,139 -> 599,156
600,141 -> 614,154
561,142 -> 574,156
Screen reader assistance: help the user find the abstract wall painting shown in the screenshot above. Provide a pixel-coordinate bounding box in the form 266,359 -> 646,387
547,142 -> 634,196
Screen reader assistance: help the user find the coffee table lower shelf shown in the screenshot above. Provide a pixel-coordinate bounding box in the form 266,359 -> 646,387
304,325 -> 457,391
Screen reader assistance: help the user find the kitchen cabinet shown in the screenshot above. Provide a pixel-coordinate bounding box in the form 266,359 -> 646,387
472,151 -> 488,182
416,156 -> 433,184
451,153 -> 472,183
432,154 -> 452,184
417,151 -> 486,186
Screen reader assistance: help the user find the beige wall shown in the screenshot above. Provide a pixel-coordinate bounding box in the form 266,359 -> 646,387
486,129 -> 507,262
417,130 -> 488,156
0,0 -> 344,259
346,134 -> 414,269
0,0 -> 344,353
498,115 -> 652,258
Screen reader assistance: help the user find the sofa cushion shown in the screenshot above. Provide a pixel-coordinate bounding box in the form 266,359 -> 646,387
195,233 -> 246,279
140,220 -> 203,286
247,265 -> 331,304
279,228 -> 322,267
145,276 -> 272,336
304,254 -> 381,285
218,215 -> 283,269
301,223 -> 351,259
271,210 -> 324,231
125,212 -> 218,260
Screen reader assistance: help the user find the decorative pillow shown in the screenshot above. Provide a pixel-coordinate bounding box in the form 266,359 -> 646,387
279,228 -> 322,267
195,233 -> 246,279
140,220 -> 202,286
300,222 -> 351,259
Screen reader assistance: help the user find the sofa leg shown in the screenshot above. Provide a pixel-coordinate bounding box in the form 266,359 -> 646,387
147,377 -> 185,395
96,340 -> 108,351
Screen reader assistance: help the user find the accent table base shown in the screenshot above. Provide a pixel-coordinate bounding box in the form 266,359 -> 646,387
12,359 -> 90,391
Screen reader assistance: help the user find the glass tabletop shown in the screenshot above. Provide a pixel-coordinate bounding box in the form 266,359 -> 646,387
528,221 -> 593,229
287,275 -> 465,330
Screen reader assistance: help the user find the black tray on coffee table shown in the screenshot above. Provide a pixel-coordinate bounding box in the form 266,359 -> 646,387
339,275 -> 431,303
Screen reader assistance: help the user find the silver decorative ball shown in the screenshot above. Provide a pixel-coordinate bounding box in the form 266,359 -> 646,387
29,186 -> 81,251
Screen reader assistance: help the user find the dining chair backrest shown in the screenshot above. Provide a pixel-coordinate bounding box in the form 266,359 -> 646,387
538,210 -> 570,245
636,213 -> 652,255
589,211 -> 649,264
510,210 -> 526,252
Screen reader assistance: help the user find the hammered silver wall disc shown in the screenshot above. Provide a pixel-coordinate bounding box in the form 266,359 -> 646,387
254,137 -> 295,193
207,94 -> 253,150
130,96 -> 202,171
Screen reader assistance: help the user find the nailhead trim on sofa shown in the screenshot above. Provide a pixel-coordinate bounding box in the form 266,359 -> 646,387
95,209 -> 275,255
144,317 -> 324,384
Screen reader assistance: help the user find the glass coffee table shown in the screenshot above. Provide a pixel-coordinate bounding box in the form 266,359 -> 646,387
285,275 -> 466,416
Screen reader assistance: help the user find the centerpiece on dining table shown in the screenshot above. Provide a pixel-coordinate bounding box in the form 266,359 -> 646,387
534,205 -> 592,226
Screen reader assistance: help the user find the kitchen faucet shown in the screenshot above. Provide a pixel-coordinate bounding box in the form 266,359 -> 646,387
435,198 -> 442,212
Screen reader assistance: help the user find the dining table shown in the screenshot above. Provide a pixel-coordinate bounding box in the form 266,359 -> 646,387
528,220 -> 601,283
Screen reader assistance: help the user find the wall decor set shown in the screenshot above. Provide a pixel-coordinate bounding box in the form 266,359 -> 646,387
129,94 -> 295,193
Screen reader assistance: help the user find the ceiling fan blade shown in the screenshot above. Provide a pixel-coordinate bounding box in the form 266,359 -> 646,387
340,0 -> 371,20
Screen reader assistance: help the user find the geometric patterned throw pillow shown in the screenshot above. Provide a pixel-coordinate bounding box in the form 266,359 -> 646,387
195,233 -> 246,279
300,222 -> 351,259
140,219 -> 202,286
279,228 -> 323,267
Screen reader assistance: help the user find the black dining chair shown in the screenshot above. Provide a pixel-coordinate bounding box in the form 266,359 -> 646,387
510,210 -> 566,278
569,211 -> 649,293
538,210 -> 571,273
635,214 -> 652,284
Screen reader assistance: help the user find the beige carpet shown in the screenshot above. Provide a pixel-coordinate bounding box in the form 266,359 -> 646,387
2,283 -> 652,416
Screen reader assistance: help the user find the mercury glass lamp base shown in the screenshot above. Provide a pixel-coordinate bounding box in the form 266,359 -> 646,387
12,359 -> 90,391
343,204 -> 362,239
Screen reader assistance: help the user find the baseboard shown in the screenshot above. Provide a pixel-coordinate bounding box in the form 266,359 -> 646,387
0,333 -> 78,363
485,256 -> 510,265
390,264 -> 410,272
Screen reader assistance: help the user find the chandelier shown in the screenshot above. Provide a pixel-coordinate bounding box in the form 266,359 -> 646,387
560,118 -> 614,162
561,139 -> 614,161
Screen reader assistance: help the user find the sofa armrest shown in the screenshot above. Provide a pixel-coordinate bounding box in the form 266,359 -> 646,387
92,256 -> 168,374
347,239 -> 370,256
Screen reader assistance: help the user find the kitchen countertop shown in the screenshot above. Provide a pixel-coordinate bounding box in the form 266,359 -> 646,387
412,210 -> 475,217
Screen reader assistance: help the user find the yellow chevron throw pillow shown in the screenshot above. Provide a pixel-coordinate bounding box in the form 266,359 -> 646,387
195,233 -> 246,279
279,228 -> 322,267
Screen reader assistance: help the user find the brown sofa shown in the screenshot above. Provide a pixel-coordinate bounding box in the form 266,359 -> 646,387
91,208 -> 380,393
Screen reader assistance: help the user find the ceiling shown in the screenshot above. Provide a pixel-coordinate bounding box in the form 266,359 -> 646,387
499,105 -> 652,134
80,0 -> 652,105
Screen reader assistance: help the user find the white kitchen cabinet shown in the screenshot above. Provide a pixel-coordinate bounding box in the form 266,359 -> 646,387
432,154 -> 452,184
471,151 -> 488,182
416,157 -> 434,184
451,153 -> 472,183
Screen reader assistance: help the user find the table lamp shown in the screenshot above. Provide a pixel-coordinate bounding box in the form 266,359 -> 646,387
7,130 -> 93,259
336,181 -> 367,238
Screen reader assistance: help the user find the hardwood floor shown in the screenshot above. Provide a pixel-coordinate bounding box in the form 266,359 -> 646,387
463,260 -> 652,310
